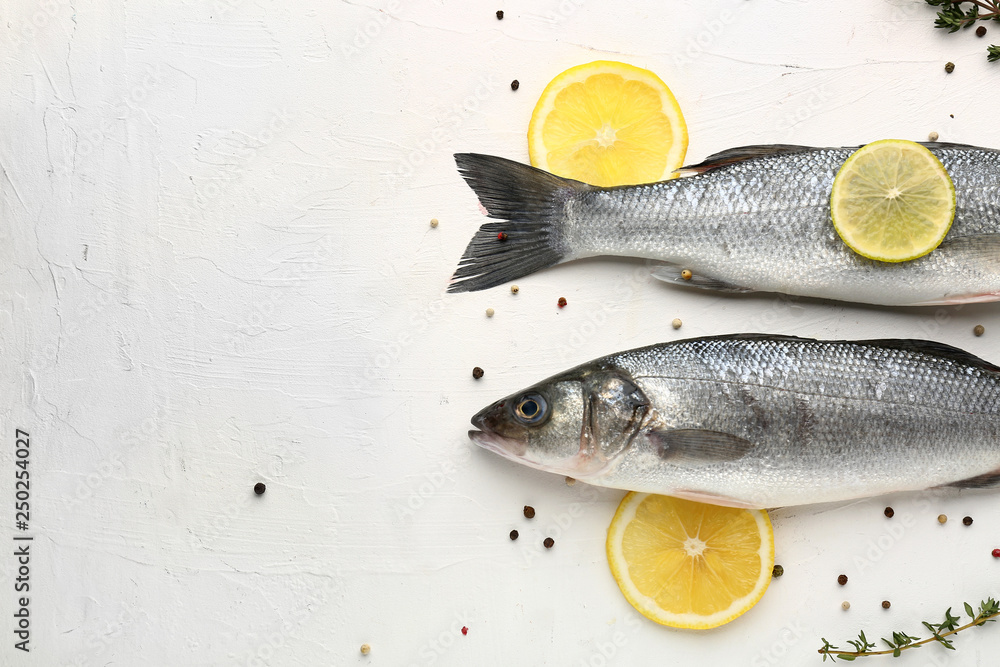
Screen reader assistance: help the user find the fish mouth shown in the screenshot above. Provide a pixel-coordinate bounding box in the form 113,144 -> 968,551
469,403 -> 529,461
468,429 -> 527,460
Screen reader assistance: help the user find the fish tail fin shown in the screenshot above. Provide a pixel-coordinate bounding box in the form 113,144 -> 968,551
448,154 -> 591,293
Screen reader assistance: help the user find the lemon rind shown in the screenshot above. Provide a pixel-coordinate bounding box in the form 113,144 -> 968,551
527,61 -> 688,185
606,492 -> 774,630
830,139 -> 956,263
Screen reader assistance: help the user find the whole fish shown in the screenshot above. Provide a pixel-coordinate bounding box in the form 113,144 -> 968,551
449,144 -> 1000,305
469,335 -> 1000,508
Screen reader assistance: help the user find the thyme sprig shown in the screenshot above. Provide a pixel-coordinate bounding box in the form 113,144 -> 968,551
818,598 -> 1000,660
925,0 -> 1000,61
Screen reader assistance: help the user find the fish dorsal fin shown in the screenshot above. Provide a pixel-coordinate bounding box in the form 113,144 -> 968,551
921,141 -> 983,151
690,334 -> 999,374
657,334 -> 1000,374
678,142 -> 993,176
857,339 -> 1000,374
677,145 -> 817,174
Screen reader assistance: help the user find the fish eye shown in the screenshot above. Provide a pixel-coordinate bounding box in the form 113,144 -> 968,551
514,393 -> 548,425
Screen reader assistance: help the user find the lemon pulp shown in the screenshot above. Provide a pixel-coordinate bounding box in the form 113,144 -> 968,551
830,139 -> 956,262
528,61 -> 688,187
606,492 -> 774,630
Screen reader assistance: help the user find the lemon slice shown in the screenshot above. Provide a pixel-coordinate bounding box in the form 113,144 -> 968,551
830,139 -> 956,262
527,61 -> 688,187
606,492 -> 774,630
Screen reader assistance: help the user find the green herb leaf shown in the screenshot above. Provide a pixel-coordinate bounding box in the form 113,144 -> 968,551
925,1 -> 1000,60
819,593 -> 1000,659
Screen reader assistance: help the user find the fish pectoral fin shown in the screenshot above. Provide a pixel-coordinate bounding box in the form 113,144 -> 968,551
650,264 -> 754,294
940,468 -> 1000,489
648,428 -> 755,464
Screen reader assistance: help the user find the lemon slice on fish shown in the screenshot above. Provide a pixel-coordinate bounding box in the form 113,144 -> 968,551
606,492 -> 774,630
527,61 -> 688,187
831,139 -> 956,262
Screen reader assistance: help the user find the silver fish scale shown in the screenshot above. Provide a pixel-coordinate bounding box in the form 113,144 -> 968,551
592,336 -> 1000,507
561,145 -> 1000,305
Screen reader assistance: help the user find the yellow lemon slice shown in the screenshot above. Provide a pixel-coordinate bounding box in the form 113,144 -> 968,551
527,61 -> 688,187
606,492 -> 774,630
831,139 -> 956,262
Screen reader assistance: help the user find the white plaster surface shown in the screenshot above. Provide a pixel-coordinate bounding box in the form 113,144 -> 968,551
3,0 -> 1000,664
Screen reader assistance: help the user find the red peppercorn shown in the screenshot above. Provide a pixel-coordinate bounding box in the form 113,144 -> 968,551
497,232 -> 508,241
557,297 -> 567,308
993,548 -> 1000,558
461,626 -> 468,635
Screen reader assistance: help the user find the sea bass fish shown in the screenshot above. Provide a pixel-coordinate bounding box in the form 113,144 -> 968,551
449,144 -> 1000,305
469,335 -> 1000,508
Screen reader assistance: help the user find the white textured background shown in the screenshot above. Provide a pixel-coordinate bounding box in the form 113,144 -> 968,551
3,0 -> 1000,665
